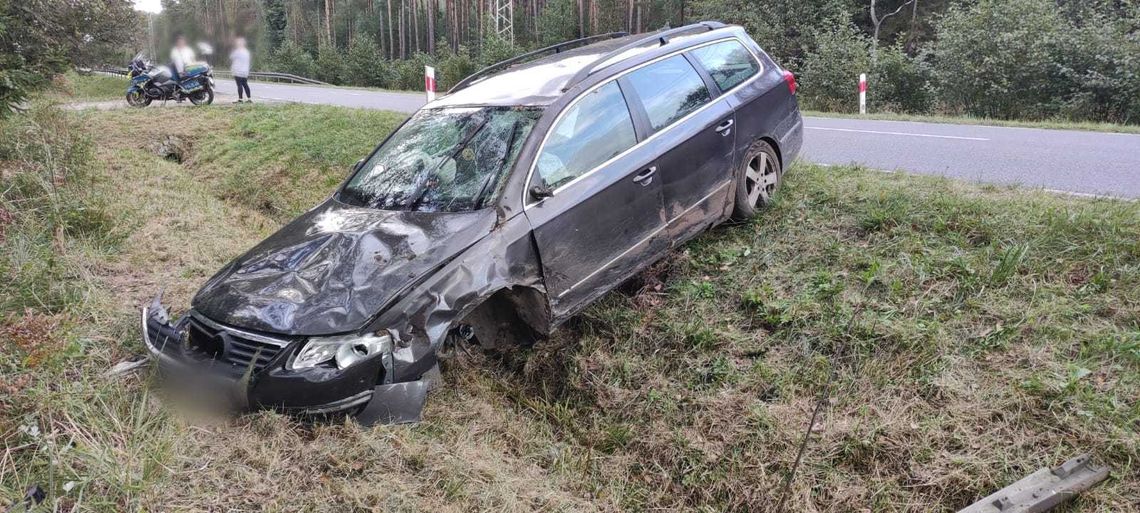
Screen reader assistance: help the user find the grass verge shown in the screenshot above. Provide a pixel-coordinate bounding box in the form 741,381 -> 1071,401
1,102 -> 1137,511
47,72 -> 128,102
802,109 -> 1140,135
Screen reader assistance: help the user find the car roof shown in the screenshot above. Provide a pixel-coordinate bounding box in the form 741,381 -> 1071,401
428,24 -> 741,109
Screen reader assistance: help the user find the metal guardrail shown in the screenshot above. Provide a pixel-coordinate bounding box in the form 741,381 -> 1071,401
213,70 -> 329,85
91,66 -> 328,85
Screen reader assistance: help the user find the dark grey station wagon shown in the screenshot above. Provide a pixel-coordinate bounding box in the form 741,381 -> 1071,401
142,21 -> 804,423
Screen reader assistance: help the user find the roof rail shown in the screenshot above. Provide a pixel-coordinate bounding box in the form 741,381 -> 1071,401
561,21 -> 727,92
448,32 -> 630,94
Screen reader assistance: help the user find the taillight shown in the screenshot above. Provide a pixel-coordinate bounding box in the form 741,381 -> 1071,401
782,70 -> 797,95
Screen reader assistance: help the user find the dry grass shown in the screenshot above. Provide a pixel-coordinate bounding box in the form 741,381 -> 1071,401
1,102 -> 1137,511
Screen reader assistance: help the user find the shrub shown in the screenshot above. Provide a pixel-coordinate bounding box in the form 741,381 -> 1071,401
343,39 -> 391,88
267,40 -> 317,78
870,44 -> 933,114
1055,9 -> 1140,124
435,45 -> 476,91
931,0 -> 1067,120
314,44 -> 347,84
389,52 -> 435,91
798,23 -> 870,113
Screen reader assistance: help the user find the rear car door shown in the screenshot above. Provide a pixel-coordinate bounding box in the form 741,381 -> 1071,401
688,39 -> 774,170
524,81 -> 667,318
621,54 -> 735,242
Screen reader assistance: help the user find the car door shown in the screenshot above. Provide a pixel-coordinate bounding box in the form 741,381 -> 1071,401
524,81 -> 667,318
621,54 -> 736,242
688,39 -> 771,174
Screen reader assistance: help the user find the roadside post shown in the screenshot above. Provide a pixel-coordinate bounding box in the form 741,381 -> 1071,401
425,66 -> 436,102
859,73 -> 867,115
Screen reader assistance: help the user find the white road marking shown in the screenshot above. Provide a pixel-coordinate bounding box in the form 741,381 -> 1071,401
807,162 -> 1134,201
806,126 -> 990,141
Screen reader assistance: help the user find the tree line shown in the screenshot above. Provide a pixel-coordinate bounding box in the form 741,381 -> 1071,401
0,0 -> 143,116
152,0 -> 1139,124
0,0 -> 1136,124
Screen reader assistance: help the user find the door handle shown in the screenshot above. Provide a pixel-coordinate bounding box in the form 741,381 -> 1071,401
632,166 -> 657,186
715,119 -> 734,136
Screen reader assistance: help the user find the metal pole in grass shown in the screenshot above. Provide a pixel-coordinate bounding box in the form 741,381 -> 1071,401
774,307 -> 863,512
425,66 -> 437,102
859,73 -> 867,115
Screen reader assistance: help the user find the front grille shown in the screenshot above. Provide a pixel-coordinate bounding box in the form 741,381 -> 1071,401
185,313 -> 296,372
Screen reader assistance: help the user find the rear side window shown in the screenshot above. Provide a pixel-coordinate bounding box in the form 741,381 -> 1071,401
536,81 -> 637,189
689,40 -> 761,92
624,55 -> 711,132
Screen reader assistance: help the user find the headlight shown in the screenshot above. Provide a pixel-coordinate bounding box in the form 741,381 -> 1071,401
288,332 -> 391,370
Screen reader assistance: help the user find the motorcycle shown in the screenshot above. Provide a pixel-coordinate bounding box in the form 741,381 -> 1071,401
125,52 -> 216,107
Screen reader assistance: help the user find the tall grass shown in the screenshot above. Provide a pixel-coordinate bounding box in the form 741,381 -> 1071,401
2,103 -> 1137,511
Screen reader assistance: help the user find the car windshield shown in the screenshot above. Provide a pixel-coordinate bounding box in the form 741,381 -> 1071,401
339,106 -> 542,212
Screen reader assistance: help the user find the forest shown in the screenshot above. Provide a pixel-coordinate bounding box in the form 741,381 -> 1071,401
146,0 -> 1140,123
0,0 -> 1136,122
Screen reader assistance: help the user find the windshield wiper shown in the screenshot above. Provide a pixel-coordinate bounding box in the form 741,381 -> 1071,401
405,114 -> 493,211
473,119 -> 521,210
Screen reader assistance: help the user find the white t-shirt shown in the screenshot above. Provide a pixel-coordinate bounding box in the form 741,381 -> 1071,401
230,48 -> 251,78
170,46 -> 196,73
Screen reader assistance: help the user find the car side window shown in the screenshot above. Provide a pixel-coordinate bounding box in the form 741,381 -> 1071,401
624,55 -> 712,132
536,81 -> 637,189
689,40 -> 761,92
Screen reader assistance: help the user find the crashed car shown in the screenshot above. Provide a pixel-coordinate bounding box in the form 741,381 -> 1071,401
142,21 -> 803,423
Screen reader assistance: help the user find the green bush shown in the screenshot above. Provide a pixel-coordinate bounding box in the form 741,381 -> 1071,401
798,23 -> 870,113
267,40 -> 317,79
1055,9 -> 1140,124
931,0 -> 1067,120
343,39 -> 391,88
870,44 -> 933,114
314,44 -> 347,84
390,52 -> 435,91
435,45 -> 476,91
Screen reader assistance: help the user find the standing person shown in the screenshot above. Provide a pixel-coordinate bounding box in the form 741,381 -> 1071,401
230,37 -> 252,103
169,35 -> 196,86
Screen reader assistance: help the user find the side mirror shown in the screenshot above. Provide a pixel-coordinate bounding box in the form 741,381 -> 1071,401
353,158 -> 365,172
530,184 -> 554,200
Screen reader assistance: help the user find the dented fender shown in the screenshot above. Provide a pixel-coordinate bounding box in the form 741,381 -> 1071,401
365,212 -> 550,382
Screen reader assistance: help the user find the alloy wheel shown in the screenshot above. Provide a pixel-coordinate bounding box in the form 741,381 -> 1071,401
744,152 -> 778,207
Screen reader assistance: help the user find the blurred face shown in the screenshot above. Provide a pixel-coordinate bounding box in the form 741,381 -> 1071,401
235,37 -> 246,49
175,37 -> 186,48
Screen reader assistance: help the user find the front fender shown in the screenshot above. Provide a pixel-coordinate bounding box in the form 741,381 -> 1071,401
366,213 -> 549,382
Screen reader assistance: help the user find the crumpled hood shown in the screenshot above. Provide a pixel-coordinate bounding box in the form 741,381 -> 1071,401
192,199 -> 497,335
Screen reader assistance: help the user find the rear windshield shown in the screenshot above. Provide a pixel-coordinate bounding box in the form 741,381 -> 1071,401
339,106 -> 542,212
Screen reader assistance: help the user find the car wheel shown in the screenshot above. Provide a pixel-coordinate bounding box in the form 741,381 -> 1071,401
731,139 -> 781,220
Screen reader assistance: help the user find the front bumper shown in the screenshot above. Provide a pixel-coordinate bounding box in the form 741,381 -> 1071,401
141,300 -> 380,415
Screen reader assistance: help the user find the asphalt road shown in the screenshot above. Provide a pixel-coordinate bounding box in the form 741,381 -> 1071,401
214,79 -> 1140,198
214,79 -> 427,112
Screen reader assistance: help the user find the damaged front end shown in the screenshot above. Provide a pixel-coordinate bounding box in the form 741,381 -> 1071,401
141,293 -> 431,424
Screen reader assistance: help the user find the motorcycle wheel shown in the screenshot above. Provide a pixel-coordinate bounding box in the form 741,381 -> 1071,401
126,91 -> 151,108
188,87 -> 214,106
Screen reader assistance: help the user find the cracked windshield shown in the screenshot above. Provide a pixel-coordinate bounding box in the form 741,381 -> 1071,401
340,107 -> 541,211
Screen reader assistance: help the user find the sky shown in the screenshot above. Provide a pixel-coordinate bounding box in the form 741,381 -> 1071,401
133,0 -> 162,13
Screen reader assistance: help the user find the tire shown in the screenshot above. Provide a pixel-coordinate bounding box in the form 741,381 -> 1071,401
188,87 -> 214,106
731,139 -> 782,220
126,90 -> 151,108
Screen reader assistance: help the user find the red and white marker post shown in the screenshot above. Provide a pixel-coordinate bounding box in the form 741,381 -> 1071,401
425,66 -> 437,102
858,73 -> 867,115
